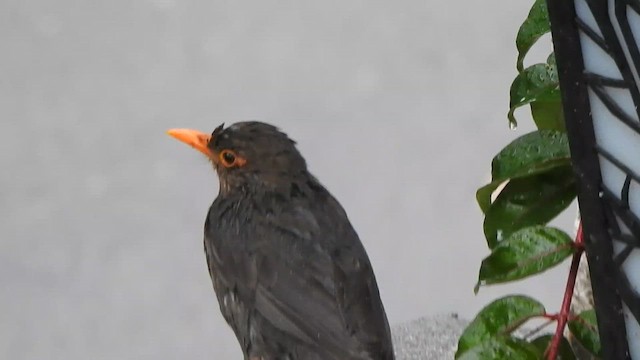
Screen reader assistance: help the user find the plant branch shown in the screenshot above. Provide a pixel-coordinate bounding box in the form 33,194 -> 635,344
547,222 -> 583,359
523,317 -> 557,340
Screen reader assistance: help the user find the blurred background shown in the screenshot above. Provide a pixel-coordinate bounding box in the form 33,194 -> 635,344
1,0 -> 574,359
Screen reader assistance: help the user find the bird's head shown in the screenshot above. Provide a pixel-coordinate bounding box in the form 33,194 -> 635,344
168,121 -> 308,193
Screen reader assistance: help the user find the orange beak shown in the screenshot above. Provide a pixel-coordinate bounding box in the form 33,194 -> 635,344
166,128 -> 212,157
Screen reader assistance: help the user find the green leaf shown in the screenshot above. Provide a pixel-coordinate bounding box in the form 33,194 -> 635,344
491,129 -> 568,181
531,100 -> 565,131
509,56 -> 559,128
483,166 -> 576,247
477,181 -> 506,215
546,52 -> 556,68
530,54 -> 564,131
457,337 -> 542,360
516,0 -> 551,72
568,309 -> 601,357
477,130 -> 571,213
477,226 -> 574,289
530,335 -> 576,360
491,130 -> 571,180
456,295 -> 545,357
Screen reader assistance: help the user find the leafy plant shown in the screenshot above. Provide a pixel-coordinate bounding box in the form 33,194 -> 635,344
455,1 -> 601,359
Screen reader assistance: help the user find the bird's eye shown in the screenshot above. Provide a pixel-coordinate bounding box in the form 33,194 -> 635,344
218,149 -> 246,168
220,150 -> 236,166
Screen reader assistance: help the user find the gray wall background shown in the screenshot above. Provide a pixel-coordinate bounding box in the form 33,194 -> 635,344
1,1 -> 573,359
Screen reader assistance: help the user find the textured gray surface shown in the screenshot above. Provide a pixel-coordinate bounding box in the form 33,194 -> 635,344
392,314 -> 467,360
2,1 -> 576,359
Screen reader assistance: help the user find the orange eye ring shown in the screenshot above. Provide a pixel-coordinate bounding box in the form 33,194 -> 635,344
218,149 -> 247,168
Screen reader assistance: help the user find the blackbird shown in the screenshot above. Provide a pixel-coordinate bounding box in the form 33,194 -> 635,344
168,122 -> 395,360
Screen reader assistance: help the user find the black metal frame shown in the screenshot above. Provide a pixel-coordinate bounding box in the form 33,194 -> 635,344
547,0 -> 640,358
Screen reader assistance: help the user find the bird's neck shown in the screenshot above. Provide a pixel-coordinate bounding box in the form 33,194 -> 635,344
217,171 -> 320,201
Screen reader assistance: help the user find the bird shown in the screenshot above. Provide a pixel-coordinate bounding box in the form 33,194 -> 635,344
167,121 -> 395,360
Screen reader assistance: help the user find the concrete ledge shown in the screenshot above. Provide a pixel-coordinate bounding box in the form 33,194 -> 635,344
392,313 -> 467,360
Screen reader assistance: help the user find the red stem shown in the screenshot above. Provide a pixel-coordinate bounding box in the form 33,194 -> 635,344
547,223 -> 584,359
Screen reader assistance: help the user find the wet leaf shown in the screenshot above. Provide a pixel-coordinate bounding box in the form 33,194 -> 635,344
476,130 -> 571,213
483,166 -> 576,248
509,55 -> 560,127
531,100 -> 565,131
531,335 -> 576,360
457,337 -> 542,360
477,226 -> 574,289
456,295 -> 545,357
491,129 -> 568,181
516,0 -> 551,72
568,310 -> 601,357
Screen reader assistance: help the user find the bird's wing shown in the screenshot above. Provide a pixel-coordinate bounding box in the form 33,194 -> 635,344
247,195 -> 393,359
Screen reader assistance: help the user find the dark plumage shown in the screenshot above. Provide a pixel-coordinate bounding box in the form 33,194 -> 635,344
169,122 -> 394,360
